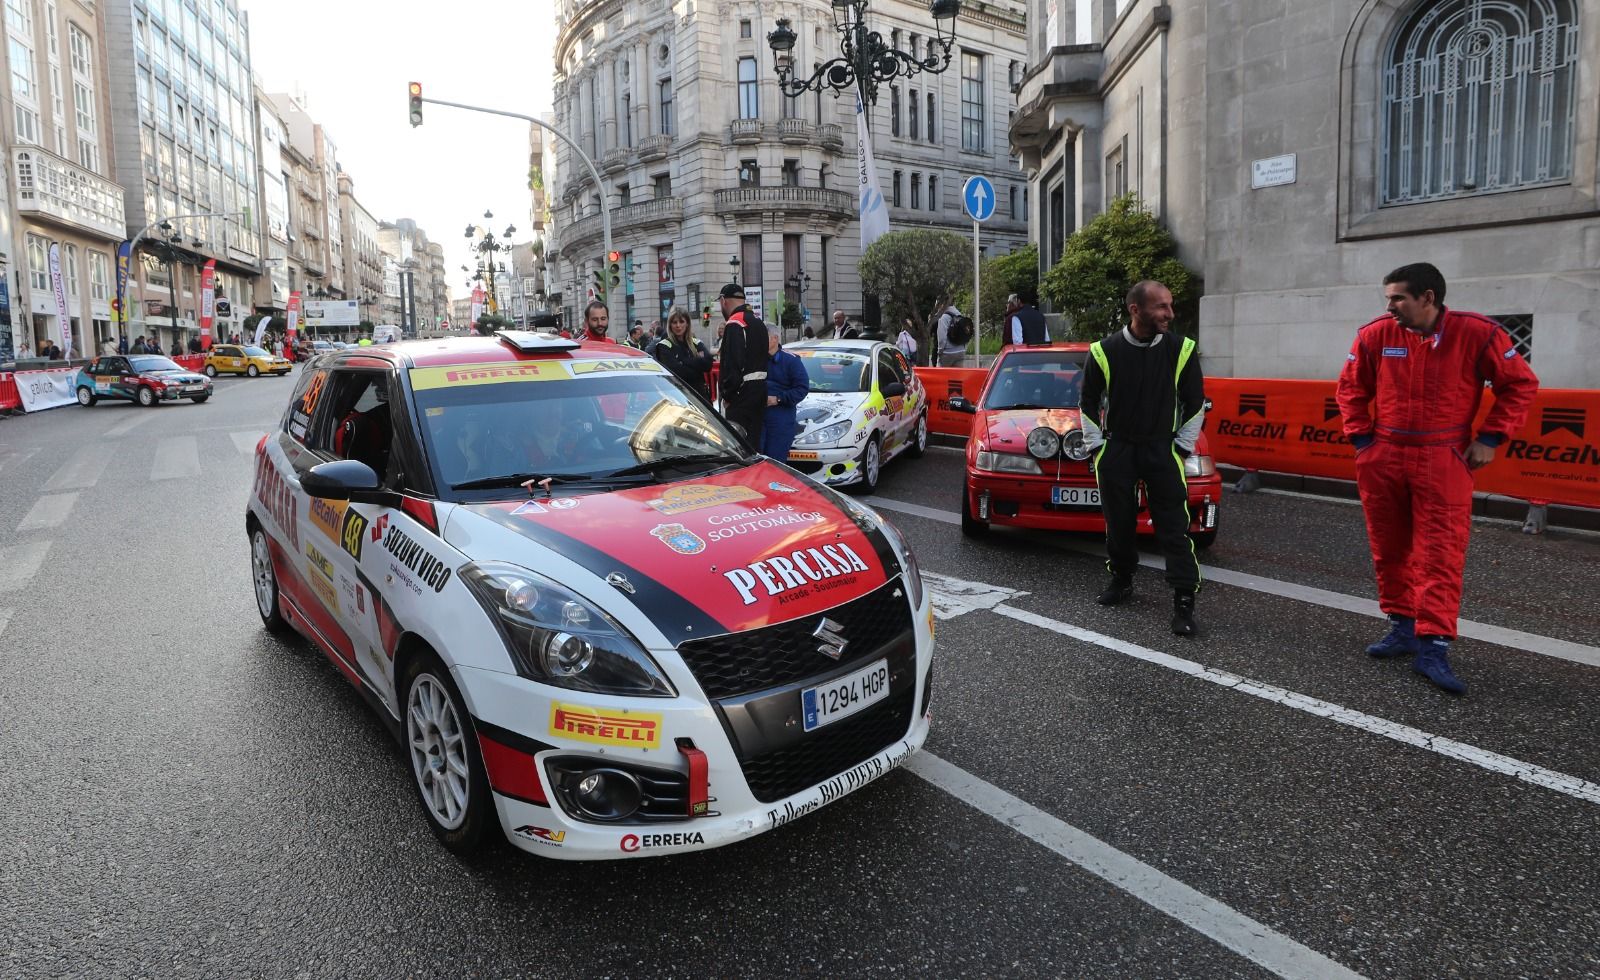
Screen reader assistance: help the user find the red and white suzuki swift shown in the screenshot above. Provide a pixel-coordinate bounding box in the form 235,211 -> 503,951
246,331 -> 933,860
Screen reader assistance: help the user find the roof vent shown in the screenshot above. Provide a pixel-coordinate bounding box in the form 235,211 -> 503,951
495,330 -> 579,353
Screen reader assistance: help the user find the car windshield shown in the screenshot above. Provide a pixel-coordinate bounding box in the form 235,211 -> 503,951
794,349 -> 871,393
244,346 -> 271,357
130,356 -> 183,373
982,351 -> 1087,409
410,358 -> 749,499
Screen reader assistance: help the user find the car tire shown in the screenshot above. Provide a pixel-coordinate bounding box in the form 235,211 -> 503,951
136,386 -> 157,407
204,364 -> 218,377
402,654 -> 497,856
960,483 -> 987,537
190,394 -> 210,404
76,387 -> 96,406
1190,529 -> 1217,550
250,524 -> 291,634
907,412 -> 929,458
247,364 -> 260,377
851,434 -> 882,494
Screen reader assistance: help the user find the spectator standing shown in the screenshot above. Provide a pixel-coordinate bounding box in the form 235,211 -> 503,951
935,304 -> 968,367
16,341 -> 32,358
580,301 -> 611,345
896,318 -> 919,361
716,283 -> 769,446
100,336 -> 118,356
1006,293 -> 1050,346
761,329 -> 809,461
45,340 -> 63,360
652,307 -> 713,400
626,323 -> 648,350
187,335 -> 202,354
117,335 -> 128,354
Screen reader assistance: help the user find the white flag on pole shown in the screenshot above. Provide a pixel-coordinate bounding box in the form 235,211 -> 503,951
253,316 -> 271,348
855,94 -> 890,252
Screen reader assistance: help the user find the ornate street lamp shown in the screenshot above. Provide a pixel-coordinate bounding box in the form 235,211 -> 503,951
152,220 -> 185,348
466,211 -> 517,315
768,0 -> 960,106
729,255 -> 741,286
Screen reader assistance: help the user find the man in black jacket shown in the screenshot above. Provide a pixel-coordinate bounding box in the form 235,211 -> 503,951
716,283 -> 769,447
1078,280 -> 1206,635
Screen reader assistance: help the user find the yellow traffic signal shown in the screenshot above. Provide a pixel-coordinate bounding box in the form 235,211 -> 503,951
408,82 -> 423,127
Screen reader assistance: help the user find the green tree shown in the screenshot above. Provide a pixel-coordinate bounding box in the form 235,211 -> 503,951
859,229 -> 968,362
954,243 -> 1039,345
475,313 -> 513,336
1041,194 -> 1201,341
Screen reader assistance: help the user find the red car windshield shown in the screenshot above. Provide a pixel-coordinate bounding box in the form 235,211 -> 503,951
984,351 -> 1086,410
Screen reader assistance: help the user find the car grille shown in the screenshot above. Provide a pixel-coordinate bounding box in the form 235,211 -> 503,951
739,685 -> 915,803
675,577 -> 913,700
787,460 -> 824,475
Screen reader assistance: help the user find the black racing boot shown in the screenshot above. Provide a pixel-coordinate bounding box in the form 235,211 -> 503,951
1171,591 -> 1197,636
1096,574 -> 1134,606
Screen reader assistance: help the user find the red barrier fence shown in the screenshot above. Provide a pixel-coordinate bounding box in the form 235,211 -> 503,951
918,367 -> 991,437
0,372 -> 19,411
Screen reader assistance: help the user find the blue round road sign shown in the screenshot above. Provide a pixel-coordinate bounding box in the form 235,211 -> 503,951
962,175 -> 997,222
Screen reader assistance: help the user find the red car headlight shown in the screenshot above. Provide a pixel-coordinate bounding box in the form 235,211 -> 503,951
975,450 -> 1042,475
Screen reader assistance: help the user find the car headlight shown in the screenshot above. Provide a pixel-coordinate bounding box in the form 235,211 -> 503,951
1026,426 -> 1061,459
1184,454 -> 1216,478
461,562 -> 675,697
1062,430 -> 1090,461
876,516 -> 924,611
795,419 -> 852,446
975,450 -> 1042,475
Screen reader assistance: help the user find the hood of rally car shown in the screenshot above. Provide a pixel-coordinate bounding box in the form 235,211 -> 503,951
452,460 -> 899,638
980,407 -> 1081,450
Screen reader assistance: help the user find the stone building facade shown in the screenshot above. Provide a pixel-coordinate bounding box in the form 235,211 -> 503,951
1013,0 -> 1598,388
337,172 -> 382,323
548,0 -> 1029,337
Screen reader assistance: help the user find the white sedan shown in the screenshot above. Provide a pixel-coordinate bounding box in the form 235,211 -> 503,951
783,340 -> 930,492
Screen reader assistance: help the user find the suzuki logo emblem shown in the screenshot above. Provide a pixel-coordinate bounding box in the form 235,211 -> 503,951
812,618 -> 848,660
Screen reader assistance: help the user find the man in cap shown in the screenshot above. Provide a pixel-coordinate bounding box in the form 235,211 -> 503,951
717,283 -> 770,447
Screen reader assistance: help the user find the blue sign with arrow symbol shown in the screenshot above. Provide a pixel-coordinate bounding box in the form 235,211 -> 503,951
962,175 -> 996,222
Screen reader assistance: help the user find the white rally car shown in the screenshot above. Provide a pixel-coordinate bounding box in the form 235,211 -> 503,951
783,340 -> 929,492
246,332 -> 933,860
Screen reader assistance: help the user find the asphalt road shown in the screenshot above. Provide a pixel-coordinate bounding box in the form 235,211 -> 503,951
2,379 -> 1598,978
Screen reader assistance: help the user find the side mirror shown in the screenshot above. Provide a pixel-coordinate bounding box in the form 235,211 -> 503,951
949,396 -> 977,414
302,459 -> 382,501
881,380 -> 907,398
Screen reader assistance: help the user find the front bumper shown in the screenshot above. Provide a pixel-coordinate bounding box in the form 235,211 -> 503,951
458,582 -> 936,860
966,471 -> 1223,533
160,384 -> 212,400
784,444 -> 865,486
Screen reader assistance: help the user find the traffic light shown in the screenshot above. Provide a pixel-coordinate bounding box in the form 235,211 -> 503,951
408,82 -> 423,127
701,305 -> 712,324
606,251 -> 622,290
591,268 -> 607,304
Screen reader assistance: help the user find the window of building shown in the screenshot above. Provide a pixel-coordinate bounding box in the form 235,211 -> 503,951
621,93 -> 632,145
926,92 -> 936,143
5,0 -> 32,33
909,88 -> 919,140
910,173 -> 921,209
740,234 -> 763,288
961,51 -> 985,151
10,36 -> 36,99
1381,0 -> 1579,205
27,235 -> 48,291
69,23 -> 92,78
782,158 -> 800,186
890,86 -> 901,137
1105,139 -> 1127,204
740,19 -> 751,38
64,244 -> 80,297
928,175 -> 939,211
892,170 -> 902,207
1008,184 -> 1018,218
659,78 -> 674,135
14,104 -> 38,144
1492,314 -> 1534,361
77,137 -> 97,171
909,34 -> 920,60
782,89 -> 798,120
653,172 -> 672,198
73,79 -> 94,132
739,158 -> 761,186
738,57 -> 759,119
618,182 -> 631,207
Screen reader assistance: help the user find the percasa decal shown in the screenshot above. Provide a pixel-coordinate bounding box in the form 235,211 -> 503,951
513,825 -> 566,846
767,740 -> 916,830
620,831 -> 704,853
340,509 -> 368,561
409,361 -> 567,391
647,484 -> 764,515
724,541 -> 871,606
705,505 -> 823,543
252,449 -> 299,549
549,703 -> 662,749
650,523 -> 706,555
382,522 -> 452,593
308,498 -> 348,544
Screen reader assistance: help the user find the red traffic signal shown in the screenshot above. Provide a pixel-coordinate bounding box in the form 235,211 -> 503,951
606,250 -> 622,263
408,82 -> 424,127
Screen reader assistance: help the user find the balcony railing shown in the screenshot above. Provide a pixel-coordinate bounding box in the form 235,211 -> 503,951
553,196 -> 684,251
601,147 -> 630,174
637,134 -> 672,162
12,147 -> 126,240
712,186 -> 854,218
730,118 -> 763,144
818,123 -> 844,150
778,118 -> 815,144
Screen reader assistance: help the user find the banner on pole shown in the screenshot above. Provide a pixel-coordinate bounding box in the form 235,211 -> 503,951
200,259 -> 217,349
48,243 -> 72,358
855,95 -> 890,252
114,241 -> 132,339
285,291 -> 302,349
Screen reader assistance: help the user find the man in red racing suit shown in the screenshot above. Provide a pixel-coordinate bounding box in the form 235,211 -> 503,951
1337,262 -> 1538,695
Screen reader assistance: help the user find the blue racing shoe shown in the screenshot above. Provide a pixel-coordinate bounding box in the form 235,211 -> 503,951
1413,638 -> 1467,696
1366,615 -> 1419,658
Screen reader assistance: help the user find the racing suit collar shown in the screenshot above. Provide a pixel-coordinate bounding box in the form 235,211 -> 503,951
1122,325 -> 1165,348
1402,306 -> 1446,346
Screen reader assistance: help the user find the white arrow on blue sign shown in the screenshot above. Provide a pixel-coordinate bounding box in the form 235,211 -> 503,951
962,175 -> 997,222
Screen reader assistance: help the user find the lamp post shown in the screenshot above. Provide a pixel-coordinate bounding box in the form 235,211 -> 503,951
466,211 -> 516,316
147,220 -> 187,351
728,255 -> 741,286
787,270 -> 812,338
767,0 -> 960,106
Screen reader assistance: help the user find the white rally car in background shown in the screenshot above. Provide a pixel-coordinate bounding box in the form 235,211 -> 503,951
783,339 -> 929,492
247,331 -> 933,860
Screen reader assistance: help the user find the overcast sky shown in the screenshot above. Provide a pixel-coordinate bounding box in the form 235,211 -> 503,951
242,0 -> 557,302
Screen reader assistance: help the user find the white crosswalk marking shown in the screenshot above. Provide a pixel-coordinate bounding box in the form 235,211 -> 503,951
16,493 -> 78,532
104,411 -> 156,438
150,436 -> 201,480
0,608 -> 10,640
921,570 -> 1025,620
908,752 -> 1366,980
0,540 -> 52,593
43,453 -> 110,492
229,431 -> 266,456
0,448 -> 39,475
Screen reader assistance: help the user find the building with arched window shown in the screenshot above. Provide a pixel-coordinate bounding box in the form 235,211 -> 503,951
1012,0 -> 1598,388
548,0 -> 1029,337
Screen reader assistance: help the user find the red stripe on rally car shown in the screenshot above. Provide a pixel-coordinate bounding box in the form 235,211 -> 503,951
678,740 -> 710,817
400,495 -> 438,535
477,460 -> 894,635
269,540 -> 361,684
477,731 -> 550,806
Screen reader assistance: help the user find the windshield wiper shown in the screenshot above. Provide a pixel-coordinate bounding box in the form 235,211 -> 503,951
991,402 -> 1054,411
450,472 -> 597,491
603,452 -> 748,479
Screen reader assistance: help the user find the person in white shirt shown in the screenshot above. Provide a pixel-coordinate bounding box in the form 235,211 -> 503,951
896,318 -> 919,361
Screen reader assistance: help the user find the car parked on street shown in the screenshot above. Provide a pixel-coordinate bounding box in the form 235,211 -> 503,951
782,339 -> 929,492
75,353 -> 213,407
203,343 -> 293,377
952,342 -> 1221,546
246,331 -> 933,860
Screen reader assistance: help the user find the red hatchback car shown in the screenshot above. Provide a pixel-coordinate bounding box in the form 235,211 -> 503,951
952,342 -> 1221,547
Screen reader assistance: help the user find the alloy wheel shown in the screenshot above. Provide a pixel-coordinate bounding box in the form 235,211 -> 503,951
408,675 -> 471,830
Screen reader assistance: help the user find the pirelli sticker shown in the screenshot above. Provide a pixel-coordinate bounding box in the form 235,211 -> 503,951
549,703 -> 662,749
409,361 -> 569,390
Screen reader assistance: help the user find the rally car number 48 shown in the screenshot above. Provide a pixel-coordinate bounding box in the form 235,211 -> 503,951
246,331 -> 933,860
